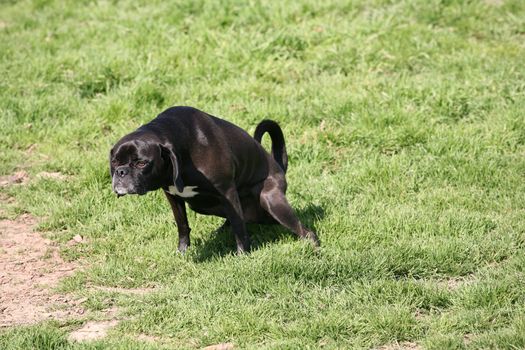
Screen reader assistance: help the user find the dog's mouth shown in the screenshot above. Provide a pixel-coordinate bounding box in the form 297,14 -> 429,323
113,187 -> 147,197
114,188 -> 130,197
113,177 -> 138,197
112,175 -> 148,197
114,189 -> 142,196
113,185 -> 137,197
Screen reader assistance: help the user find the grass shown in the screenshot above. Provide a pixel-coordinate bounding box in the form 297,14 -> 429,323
1,0 -> 525,348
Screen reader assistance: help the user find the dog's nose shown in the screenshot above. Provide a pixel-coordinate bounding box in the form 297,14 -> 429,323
116,167 -> 129,177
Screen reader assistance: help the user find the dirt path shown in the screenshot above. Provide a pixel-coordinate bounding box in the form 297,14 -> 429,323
0,212 -> 83,327
0,174 -> 152,342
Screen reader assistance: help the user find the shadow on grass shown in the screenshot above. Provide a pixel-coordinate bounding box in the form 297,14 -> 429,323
191,204 -> 325,262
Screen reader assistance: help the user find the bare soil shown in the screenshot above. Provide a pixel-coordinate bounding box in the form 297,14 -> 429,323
0,171 -> 30,187
0,196 -> 153,341
68,319 -> 120,341
376,341 -> 422,350
0,213 -> 82,327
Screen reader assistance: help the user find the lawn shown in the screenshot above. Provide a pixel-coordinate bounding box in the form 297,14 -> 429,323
1,0 -> 525,349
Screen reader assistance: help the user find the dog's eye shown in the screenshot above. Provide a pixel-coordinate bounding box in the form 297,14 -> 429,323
135,161 -> 147,168
111,160 -> 119,167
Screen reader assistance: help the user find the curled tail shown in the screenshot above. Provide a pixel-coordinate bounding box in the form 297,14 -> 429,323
254,120 -> 288,173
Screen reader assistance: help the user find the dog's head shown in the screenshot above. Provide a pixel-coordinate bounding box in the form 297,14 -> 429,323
109,133 -> 184,197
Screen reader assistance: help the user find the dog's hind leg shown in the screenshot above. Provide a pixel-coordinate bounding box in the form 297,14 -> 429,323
259,180 -> 320,247
217,186 -> 251,254
164,192 -> 191,253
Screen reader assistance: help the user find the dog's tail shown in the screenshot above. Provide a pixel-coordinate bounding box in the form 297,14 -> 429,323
254,120 -> 288,173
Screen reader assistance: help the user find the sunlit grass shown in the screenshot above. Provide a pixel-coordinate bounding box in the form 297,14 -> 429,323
1,0 -> 525,349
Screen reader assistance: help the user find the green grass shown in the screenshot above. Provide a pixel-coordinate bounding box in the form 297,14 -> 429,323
1,0 -> 525,348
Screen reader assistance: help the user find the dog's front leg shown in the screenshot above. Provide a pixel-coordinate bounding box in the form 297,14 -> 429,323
219,187 -> 251,254
164,192 -> 191,252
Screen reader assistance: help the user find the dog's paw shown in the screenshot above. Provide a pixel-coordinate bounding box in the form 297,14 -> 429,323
304,230 -> 320,248
178,241 -> 190,253
236,240 -> 251,255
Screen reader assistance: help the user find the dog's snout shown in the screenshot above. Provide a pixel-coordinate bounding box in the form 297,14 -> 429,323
116,166 -> 129,177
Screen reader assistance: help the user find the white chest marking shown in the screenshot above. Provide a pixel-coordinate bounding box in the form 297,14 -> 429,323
167,185 -> 199,198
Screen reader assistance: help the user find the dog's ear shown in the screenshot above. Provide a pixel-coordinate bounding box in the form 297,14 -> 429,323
160,144 -> 184,193
109,147 -> 115,176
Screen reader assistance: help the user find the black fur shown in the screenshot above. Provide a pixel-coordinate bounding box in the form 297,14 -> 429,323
110,106 -> 319,253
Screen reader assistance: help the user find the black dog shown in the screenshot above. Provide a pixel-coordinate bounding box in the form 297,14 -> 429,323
110,106 -> 319,253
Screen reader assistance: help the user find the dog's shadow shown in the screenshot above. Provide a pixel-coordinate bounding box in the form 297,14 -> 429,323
190,204 -> 325,262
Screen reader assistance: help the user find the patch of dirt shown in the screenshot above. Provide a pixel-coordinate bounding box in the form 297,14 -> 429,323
0,193 -> 15,208
67,234 -> 85,246
375,341 -> 421,350
36,171 -> 70,181
0,213 -> 81,327
414,308 -> 427,320
137,333 -> 161,343
67,307 -> 123,342
0,171 -> 30,187
463,333 -> 474,345
438,276 -> 475,291
1,181 -> 124,342
0,170 -> 69,188
68,319 -> 119,341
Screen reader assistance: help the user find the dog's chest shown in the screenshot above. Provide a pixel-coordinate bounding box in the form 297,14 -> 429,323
166,185 -> 199,198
